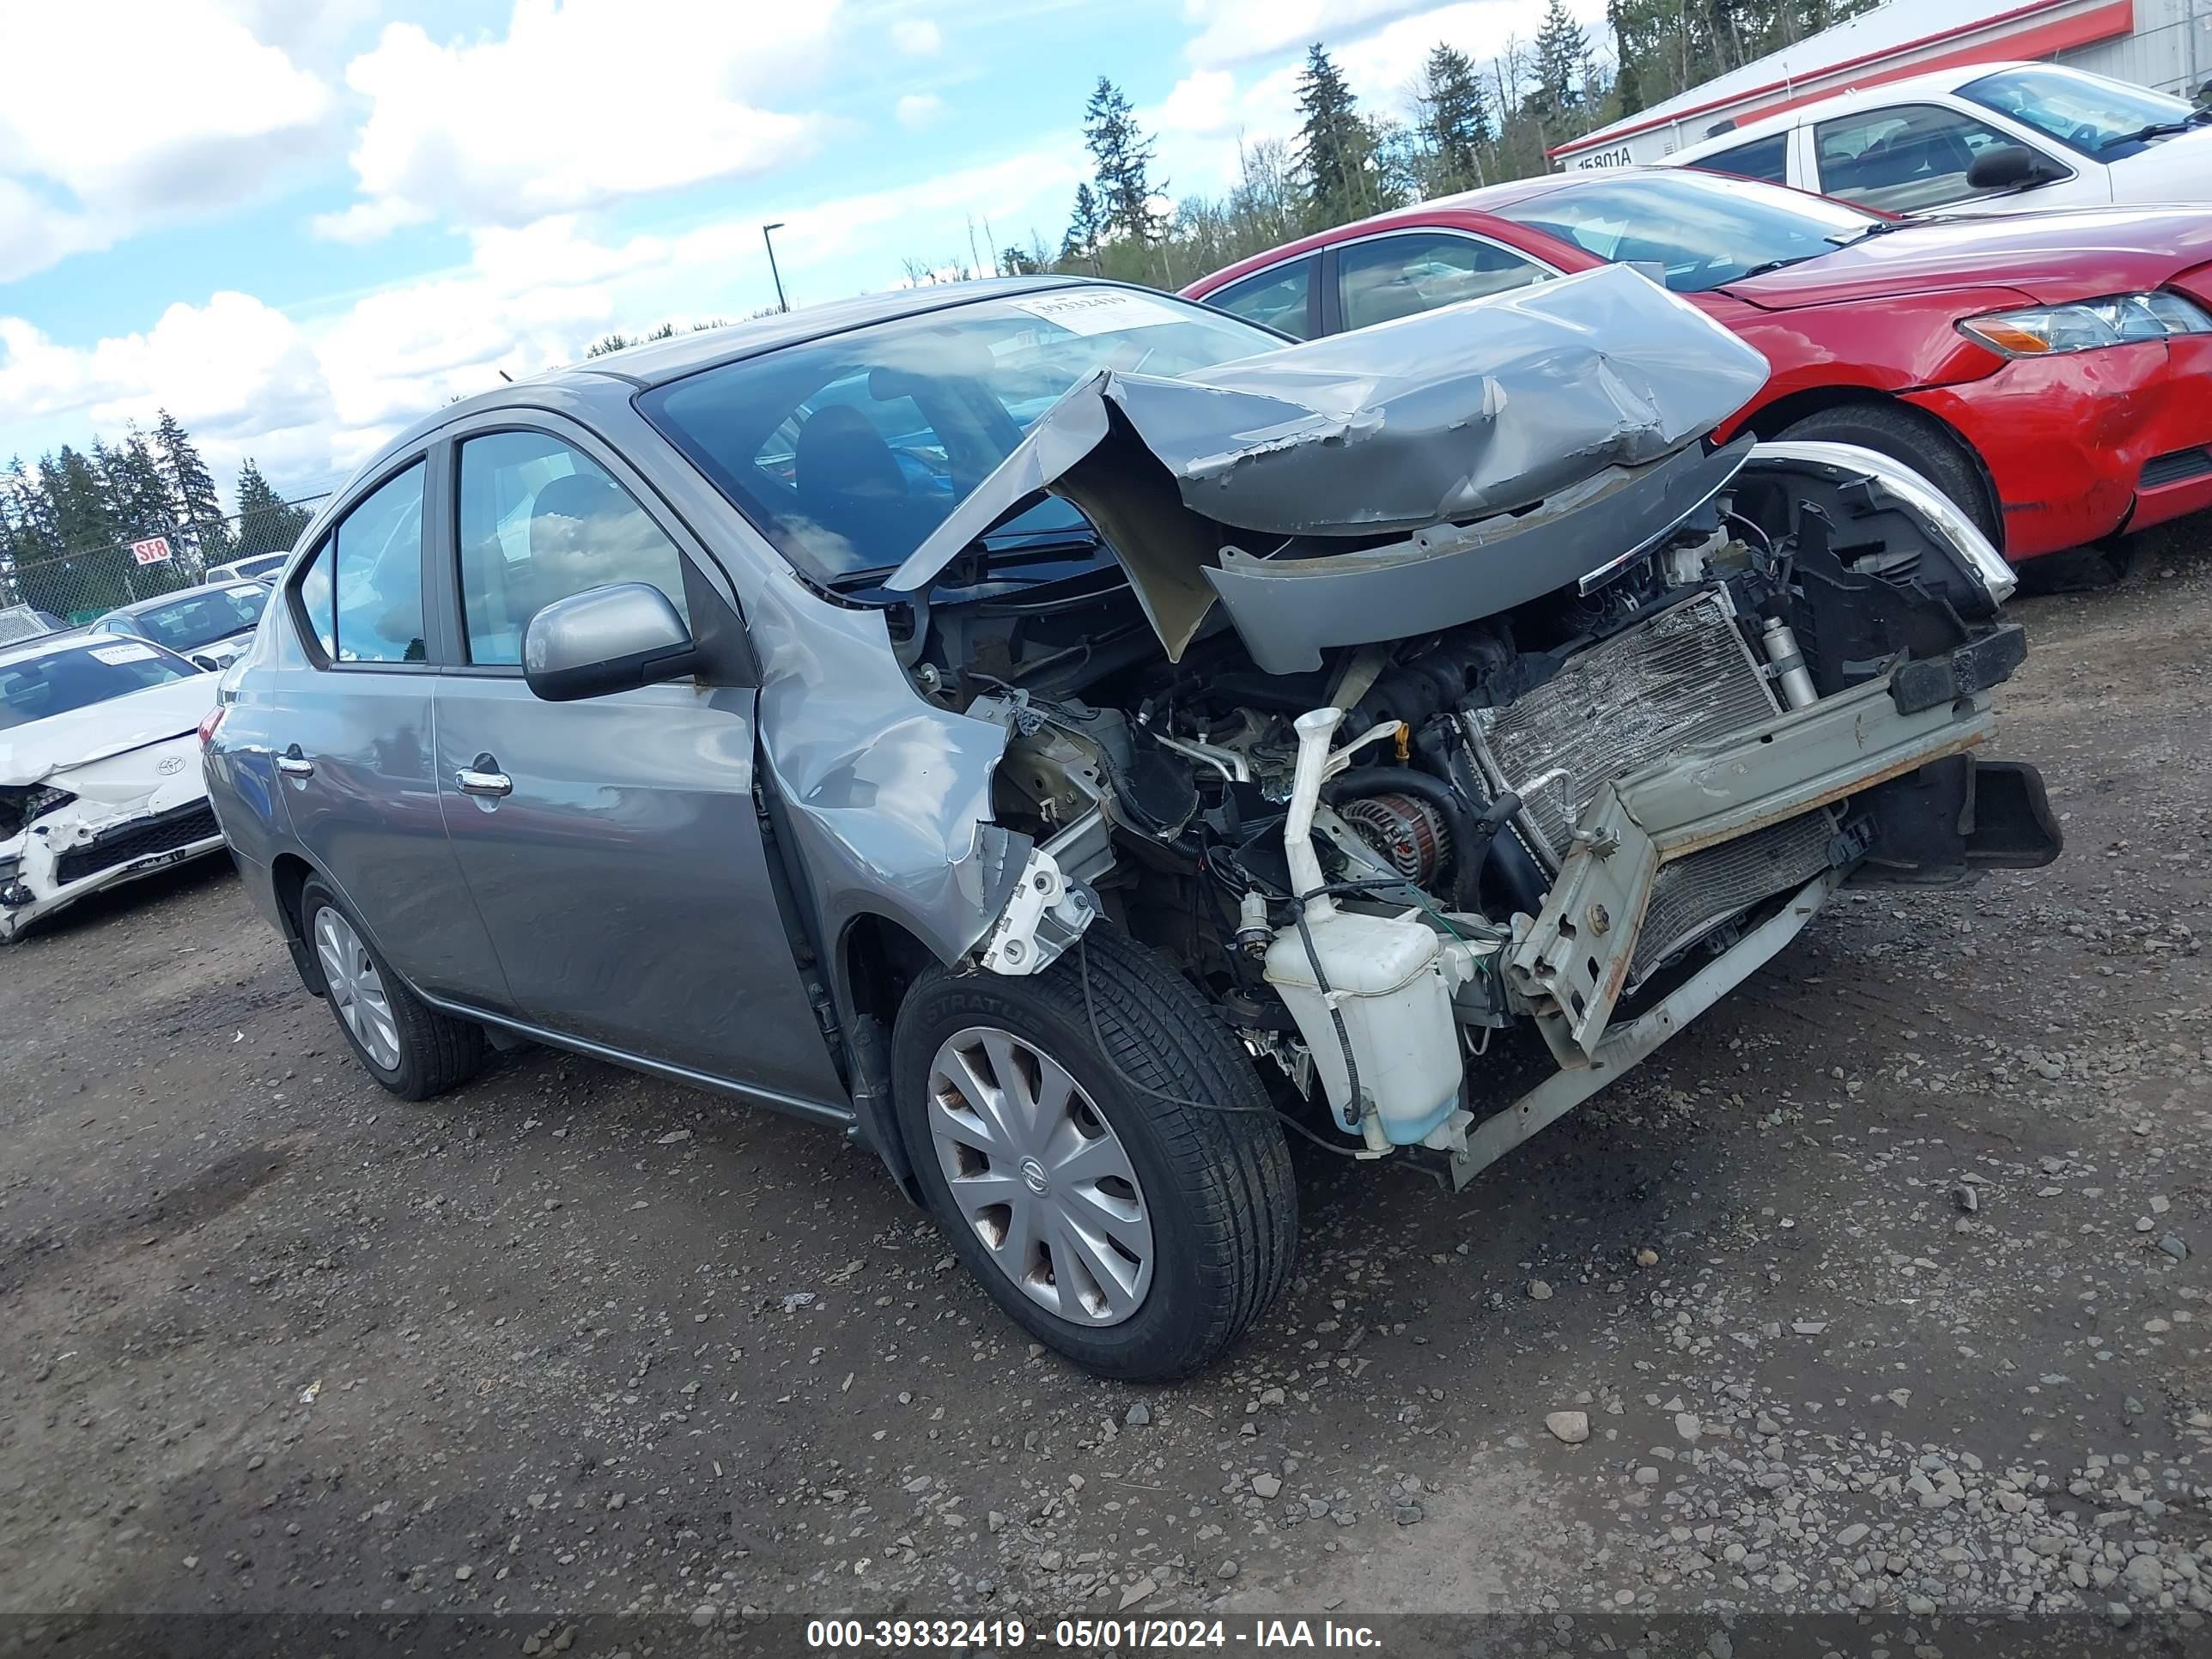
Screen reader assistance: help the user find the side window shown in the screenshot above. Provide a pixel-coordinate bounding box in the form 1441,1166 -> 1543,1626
1686,131 -> 1790,185
455,432 -> 690,667
332,462 -> 427,663
1209,258 -> 1316,339
295,538 -> 336,659
1336,233 -> 1549,331
1814,104 -> 2040,211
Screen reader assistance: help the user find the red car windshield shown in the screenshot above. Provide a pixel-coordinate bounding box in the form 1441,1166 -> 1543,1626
1498,173 -> 1881,292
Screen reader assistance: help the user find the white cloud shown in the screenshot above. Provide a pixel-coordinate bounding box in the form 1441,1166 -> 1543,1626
0,0 -> 333,281
896,93 -> 949,129
321,0 -> 842,240
1179,0 -> 1438,70
891,16 -> 944,53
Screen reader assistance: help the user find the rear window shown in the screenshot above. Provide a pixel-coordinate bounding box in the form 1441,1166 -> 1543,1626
1686,131 -> 1789,184
0,641 -> 198,729
118,585 -> 270,653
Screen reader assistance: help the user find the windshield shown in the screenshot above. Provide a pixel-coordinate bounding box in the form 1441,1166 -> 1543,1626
122,584 -> 269,652
641,286 -> 1284,586
1961,65 -> 2197,155
0,640 -> 198,730
1498,172 -> 1878,291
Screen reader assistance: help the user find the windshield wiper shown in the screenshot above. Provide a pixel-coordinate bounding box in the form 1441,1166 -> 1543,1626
829,526 -> 1106,593
1734,254 -> 1815,281
2099,112 -> 2211,149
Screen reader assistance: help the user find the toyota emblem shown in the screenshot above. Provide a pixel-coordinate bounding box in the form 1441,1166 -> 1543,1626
155,756 -> 186,775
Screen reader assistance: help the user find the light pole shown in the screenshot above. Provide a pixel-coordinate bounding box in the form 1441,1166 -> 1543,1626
762,222 -> 788,313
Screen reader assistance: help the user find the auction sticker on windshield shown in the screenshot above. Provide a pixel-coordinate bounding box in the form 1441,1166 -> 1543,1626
89,643 -> 159,665
1011,289 -> 1186,336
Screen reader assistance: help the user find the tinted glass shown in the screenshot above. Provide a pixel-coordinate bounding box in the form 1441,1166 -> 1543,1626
296,539 -> 337,659
1813,104 -> 2033,211
1961,65 -> 2196,155
642,286 -> 1277,585
1686,131 -> 1790,184
457,432 -> 690,665
1497,173 -> 1875,291
0,641 -> 197,729
123,584 -> 269,652
1335,233 -> 1547,331
1209,258 -> 1316,338
333,462 -> 426,663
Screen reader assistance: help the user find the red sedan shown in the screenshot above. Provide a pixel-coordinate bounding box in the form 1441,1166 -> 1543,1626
1182,168 -> 2212,563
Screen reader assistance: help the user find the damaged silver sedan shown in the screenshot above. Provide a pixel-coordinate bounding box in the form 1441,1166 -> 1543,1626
3,633 -> 226,940
204,271 -> 2058,1378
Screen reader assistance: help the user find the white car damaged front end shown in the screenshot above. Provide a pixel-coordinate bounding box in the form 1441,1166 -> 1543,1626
1,686 -> 226,941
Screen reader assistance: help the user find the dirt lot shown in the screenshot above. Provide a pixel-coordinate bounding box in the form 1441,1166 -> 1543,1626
3,532 -> 2208,1645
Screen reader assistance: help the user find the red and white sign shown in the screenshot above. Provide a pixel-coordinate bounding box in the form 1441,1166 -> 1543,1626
131,537 -> 173,566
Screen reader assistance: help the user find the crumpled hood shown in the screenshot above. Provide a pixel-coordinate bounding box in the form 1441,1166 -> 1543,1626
890,264 -> 1769,658
0,673 -> 216,787
1721,206 -> 2212,311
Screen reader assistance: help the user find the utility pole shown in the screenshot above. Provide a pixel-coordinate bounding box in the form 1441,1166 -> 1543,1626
762,222 -> 789,313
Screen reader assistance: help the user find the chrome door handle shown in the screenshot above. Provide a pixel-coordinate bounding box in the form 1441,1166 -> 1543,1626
456,768 -> 513,798
276,754 -> 314,777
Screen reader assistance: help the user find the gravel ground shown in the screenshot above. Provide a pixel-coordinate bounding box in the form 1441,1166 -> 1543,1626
2,529 -> 2207,1644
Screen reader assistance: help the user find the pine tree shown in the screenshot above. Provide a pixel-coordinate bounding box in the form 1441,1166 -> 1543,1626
1531,0 -> 1591,131
154,409 -> 230,567
1294,43 -> 1387,230
1609,0 -> 1648,114
234,459 -> 313,558
1060,182 -> 1106,269
1417,43 -> 1493,191
106,428 -> 176,543
1083,79 -> 1164,246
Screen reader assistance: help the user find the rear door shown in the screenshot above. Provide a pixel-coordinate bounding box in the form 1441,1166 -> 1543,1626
426,414 -> 843,1105
275,449 -> 511,1004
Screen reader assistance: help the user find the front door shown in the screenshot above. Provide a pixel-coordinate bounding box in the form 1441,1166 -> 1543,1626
430,422 -> 843,1107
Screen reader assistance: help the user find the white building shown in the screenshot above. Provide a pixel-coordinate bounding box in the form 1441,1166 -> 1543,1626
1553,0 -> 2211,169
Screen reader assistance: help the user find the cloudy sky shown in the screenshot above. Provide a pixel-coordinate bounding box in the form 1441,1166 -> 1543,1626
0,0 -> 1582,505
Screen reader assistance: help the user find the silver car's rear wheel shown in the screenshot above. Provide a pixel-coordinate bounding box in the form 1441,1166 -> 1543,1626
927,1024 -> 1155,1326
313,903 -> 400,1072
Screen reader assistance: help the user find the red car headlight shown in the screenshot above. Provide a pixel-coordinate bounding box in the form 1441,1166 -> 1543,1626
1960,291 -> 2212,356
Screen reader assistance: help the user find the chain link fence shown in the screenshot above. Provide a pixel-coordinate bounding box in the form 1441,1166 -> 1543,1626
0,492 -> 330,629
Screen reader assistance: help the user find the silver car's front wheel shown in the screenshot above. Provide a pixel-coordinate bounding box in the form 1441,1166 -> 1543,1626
313,902 -> 401,1072
927,1024 -> 1155,1325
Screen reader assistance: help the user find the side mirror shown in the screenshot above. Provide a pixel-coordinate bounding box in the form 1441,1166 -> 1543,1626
523,582 -> 698,702
1966,145 -> 2057,191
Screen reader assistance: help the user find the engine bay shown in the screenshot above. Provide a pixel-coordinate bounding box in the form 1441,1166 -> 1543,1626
898,438 -> 2058,1180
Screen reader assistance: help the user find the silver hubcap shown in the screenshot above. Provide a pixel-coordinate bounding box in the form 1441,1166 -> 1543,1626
313,904 -> 401,1073
927,1025 -> 1154,1326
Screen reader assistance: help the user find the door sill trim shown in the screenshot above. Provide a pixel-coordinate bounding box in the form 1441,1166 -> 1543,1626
416,994 -> 859,1128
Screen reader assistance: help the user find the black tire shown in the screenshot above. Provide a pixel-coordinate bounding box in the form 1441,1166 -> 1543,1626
298,878 -> 484,1102
891,927 -> 1296,1381
1778,401 -> 2001,546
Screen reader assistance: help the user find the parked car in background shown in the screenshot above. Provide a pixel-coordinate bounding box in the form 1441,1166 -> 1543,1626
91,579 -> 273,672
1183,168 -> 2212,565
0,603 -> 74,645
1663,63 -> 2212,217
204,274 -> 2054,1377
206,551 -> 292,584
2,633 -> 222,940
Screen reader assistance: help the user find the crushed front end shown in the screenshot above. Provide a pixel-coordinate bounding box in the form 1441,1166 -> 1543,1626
848,267 -> 2061,1182
0,741 -> 224,942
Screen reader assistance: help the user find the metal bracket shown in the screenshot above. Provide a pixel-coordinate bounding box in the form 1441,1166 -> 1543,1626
976,837 -> 1101,976
1455,871 -> 1838,1189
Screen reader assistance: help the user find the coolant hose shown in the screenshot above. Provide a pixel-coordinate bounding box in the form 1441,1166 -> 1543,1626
1325,766 -> 1482,912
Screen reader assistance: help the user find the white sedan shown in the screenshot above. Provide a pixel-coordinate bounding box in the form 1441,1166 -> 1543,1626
0,634 -> 225,941
1666,62 -> 2212,218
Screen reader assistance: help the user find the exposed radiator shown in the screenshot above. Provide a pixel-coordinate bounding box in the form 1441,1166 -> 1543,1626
1468,589 -> 1833,991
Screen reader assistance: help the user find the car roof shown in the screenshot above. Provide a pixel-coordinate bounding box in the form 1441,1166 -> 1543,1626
1185,175 -> 1592,293
103,578 -> 273,617
1668,59 -> 2039,161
